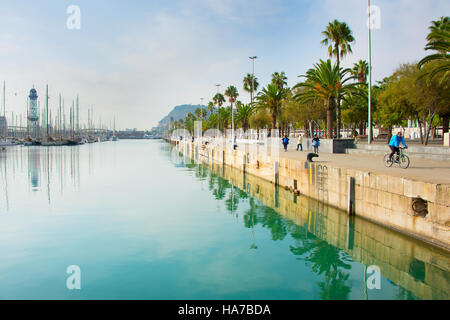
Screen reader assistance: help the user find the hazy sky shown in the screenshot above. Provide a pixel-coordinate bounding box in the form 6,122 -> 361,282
0,0 -> 448,129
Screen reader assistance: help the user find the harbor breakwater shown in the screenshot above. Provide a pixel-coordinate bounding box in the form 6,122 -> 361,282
169,139 -> 450,252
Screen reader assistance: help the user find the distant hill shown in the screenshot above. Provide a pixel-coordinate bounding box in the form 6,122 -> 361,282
159,104 -> 209,126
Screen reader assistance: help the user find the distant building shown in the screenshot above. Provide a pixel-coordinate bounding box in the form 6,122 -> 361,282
0,116 -> 7,137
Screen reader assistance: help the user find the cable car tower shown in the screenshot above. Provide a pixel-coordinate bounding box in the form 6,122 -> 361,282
28,87 -> 39,139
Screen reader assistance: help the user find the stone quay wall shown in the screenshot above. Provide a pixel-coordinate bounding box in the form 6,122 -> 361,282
172,139 -> 450,251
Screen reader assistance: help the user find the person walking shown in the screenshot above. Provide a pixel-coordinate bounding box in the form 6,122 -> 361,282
312,135 -> 320,153
296,134 -> 303,151
282,135 -> 290,152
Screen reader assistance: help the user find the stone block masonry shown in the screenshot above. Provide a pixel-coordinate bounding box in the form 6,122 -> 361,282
173,140 -> 450,251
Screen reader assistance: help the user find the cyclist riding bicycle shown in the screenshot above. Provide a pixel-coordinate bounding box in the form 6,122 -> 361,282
388,132 -> 407,162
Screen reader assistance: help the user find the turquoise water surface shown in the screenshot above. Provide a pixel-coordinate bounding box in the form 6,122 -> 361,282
0,140 -> 448,300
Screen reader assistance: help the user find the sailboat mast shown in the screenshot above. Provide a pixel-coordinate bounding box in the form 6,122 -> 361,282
3,80 -> 5,117
59,94 -> 62,140
46,84 -> 49,138
76,95 -> 79,137
26,97 -> 29,139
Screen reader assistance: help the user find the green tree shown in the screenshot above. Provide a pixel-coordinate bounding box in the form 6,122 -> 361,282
352,60 -> 369,84
224,85 -> 239,133
418,16 -> 450,80
236,101 -> 256,132
243,73 -> 259,103
321,20 -> 355,138
418,16 -> 450,133
213,93 -> 226,130
294,59 -> 356,139
207,101 -> 215,114
271,72 -> 288,90
255,83 -> 285,130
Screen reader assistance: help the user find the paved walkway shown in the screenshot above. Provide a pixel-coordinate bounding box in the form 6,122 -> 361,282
281,149 -> 450,185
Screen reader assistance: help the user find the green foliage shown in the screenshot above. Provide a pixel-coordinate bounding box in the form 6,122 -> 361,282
243,73 -> 259,99
236,102 -> 256,132
418,16 -> 450,80
321,20 -> 355,64
255,83 -> 286,129
294,59 -> 356,138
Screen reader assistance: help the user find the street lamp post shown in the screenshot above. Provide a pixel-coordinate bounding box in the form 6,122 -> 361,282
368,0 -> 373,144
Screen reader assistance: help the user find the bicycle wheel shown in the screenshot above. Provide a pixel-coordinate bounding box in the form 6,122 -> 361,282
399,154 -> 410,169
384,154 -> 393,167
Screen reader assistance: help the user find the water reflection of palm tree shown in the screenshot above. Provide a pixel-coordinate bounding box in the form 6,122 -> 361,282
243,196 -> 287,241
318,268 -> 351,300
243,197 -> 261,249
290,237 -> 353,300
213,176 -> 230,200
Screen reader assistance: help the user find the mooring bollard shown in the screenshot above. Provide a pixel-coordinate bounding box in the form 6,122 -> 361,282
274,161 -> 279,185
348,176 -> 355,216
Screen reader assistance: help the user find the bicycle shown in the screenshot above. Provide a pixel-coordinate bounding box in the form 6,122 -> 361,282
384,147 -> 410,169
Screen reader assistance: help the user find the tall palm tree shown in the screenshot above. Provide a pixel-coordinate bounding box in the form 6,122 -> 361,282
255,83 -> 285,130
194,108 -> 202,120
243,73 -> 259,103
271,72 -> 288,90
213,93 -> 225,131
225,86 -> 239,136
213,93 -> 225,108
321,20 -> 355,138
294,59 -> 355,139
352,60 -> 369,83
418,16 -> 450,80
236,101 -> 256,132
219,107 -> 231,130
207,101 -> 215,114
418,16 -> 450,134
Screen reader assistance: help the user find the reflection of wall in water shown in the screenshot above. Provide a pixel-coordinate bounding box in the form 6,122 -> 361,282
194,156 -> 450,300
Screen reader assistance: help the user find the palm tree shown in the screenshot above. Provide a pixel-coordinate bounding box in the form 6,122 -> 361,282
225,86 -> 239,137
236,101 -> 256,132
255,83 -> 285,130
194,108 -> 202,120
418,16 -> 450,80
219,107 -> 231,130
352,60 -> 369,83
213,93 -> 225,130
321,20 -> 355,67
207,101 -> 215,114
294,59 -> 355,139
271,72 -> 288,90
243,73 -> 259,103
321,20 -> 355,138
213,93 -> 225,108
418,16 -> 450,134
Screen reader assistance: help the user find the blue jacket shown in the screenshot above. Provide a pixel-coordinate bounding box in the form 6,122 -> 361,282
389,135 -> 406,148
282,137 -> 289,145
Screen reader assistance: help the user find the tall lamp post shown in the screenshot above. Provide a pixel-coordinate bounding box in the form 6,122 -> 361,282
368,0 -> 373,144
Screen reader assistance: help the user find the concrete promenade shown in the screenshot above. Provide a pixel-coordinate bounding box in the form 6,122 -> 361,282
280,149 -> 450,185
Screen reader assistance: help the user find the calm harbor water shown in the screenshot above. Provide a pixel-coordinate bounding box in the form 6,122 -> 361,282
0,140 -> 448,300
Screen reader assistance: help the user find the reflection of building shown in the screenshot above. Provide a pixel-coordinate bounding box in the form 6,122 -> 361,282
0,116 -> 6,137
28,88 -> 39,139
